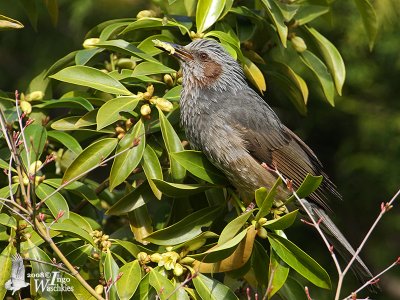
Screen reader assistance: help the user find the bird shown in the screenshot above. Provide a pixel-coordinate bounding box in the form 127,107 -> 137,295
5,253 -> 30,295
154,38 -> 373,282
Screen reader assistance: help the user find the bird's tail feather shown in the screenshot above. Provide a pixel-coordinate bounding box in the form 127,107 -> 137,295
300,199 -> 374,285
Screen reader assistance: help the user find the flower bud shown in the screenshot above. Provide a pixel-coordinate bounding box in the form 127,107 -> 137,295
29,160 -> 43,175
95,284 -> 104,295
150,253 -> 162,263
186,239 -> 206,251
140,104 -> 151,116
125,118 -> 134,130
83,38 -> 100,49
179,257 -> 195,265
164,74 -> 174,87
136,10 -> 157,19
146,84 -> 154,96
258,217 -> 267,226
25,91 -> 44,101
257,227 -> 268,239
20,101 -> 32,114
115,126 -> 125,134
116,58 -> 136,70
173,263 -> 184,277
291,36 -> 307,53
155,98 -> 173,112
137,252 -> 149,263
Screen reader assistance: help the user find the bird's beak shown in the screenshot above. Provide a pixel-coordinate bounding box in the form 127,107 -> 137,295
153,40 -> 193,61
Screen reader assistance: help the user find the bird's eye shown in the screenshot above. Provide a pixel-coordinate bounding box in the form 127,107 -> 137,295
199,52 -> 209,60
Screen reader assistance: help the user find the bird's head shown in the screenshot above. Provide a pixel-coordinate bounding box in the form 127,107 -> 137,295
155,39 -> 245,92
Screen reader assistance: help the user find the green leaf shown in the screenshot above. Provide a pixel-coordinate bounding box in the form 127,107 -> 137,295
0,158 -> 16,172
0,243 -> 13,299
113,239 -> 144,257
278,276 -> 308,300
149,269 -> 177,300
47,131 -> 83,155
35,97 -> 94,111
287,174 -> 323,202
109,119 -> 146,190
132,62 -> 176,77
21,124 -> 47,168
96,39 -> 159,63
138,34 -> 174,55
264,210 -> 298,230
152,179 -> 214,198
192,272 -> 238,300
204,30 -> 241,49
50,65 -> 132,95
263,62 -> 308,115
164,86 -> 182,102
158,108 -> 186,182
242,56 -> 266,94
107,182 -> 156,215
295,5 -> 330,26
0,14 -> 24,30
128,204 -> 153,245
35,183 -> 70,221
190,228 -> 247,263
269,248 -> 290,298
354,0 -> 378,50
268,233 -> 331,289
299,50 -> 335,106
261,0 -> 288,47
141,145 -> 163,200
104,249 -> 119,300
51,219 -> 96,246
0,213 -> 17,229
117,260 -> 142,300
120,18 -> 190,36
75,48 -> 104,65
218,210 -> 254,245
65,244 -> 93,266
255,177 -> 282,221
170,151 -> 227,185
62,138 -> 118,184
63,273 -> 97,300
251,241 -> 269,287
144,206 -> 220,245
196,0 -> 226,33
305,27 -> 346,95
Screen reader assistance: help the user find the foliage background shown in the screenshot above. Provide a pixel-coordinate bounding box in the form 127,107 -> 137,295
0,0 -> 399,299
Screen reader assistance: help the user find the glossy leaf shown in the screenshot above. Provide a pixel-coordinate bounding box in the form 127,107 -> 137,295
35,183 -> 69,221
0,213 -> 17,229
218,210 -> 254,245
163,86 -> 182,102
0,158 -> 16,172
62,138 -> 118,184
243,56 -> 266,94
170,151 -> 227,185
144,206 -> 220,245
51,219 -> 96,246
50,65 -> 132,95
305,27 -> 346,95
21,124 -> 47,168
251,241 -> 269,287
65,244 -> 92,266
120,18 -> 190,36
47,131 -> 83,155
109,119 -> 145,190
112,239 -> 143,257
287,174 -> 323,202
0,14 -> 24,30
193,226 -> 257,273
269,248 -> 290,298
196,0 -> 226,33
152,179 -> 214,197
268,233 -> 331,289
75,48 -> 104,65
158,108 -> 186,182
255,177 -> 282,221
63,274 -> 97,300
295,5 -> 329,26
300,50 -> 335,106
192,272 -> 239,300
261,0 -> 288,47
36,97 -> 94,111
141,145 -> 163,200
117,260 -> 142,300
264,210 -> 298,230
128,204 -> 153,245
278,276 -> 308,300
132,62 -> 176,77
107,182 -> 156,215
149,269 -> 177,300
190,228 -> 247,263
104,249 -> 119,300
354,0 -> 378,50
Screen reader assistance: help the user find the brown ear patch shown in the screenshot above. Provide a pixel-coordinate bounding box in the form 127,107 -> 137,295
203,60 -> 222,79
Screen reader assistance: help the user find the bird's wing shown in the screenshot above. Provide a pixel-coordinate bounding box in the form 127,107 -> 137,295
224,90 -> 340,209
11,254 -> 26,280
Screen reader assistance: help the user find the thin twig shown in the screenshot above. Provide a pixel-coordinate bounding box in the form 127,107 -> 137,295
23,257 -> 71,273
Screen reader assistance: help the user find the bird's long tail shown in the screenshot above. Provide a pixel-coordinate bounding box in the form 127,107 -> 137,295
300,199 -> 374,285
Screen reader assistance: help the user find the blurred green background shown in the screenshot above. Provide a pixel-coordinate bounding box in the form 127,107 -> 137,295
1,0 -> 399,299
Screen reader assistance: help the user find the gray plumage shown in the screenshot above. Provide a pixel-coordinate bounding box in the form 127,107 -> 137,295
156,38 -> 373,282
5,254 -> 30,295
